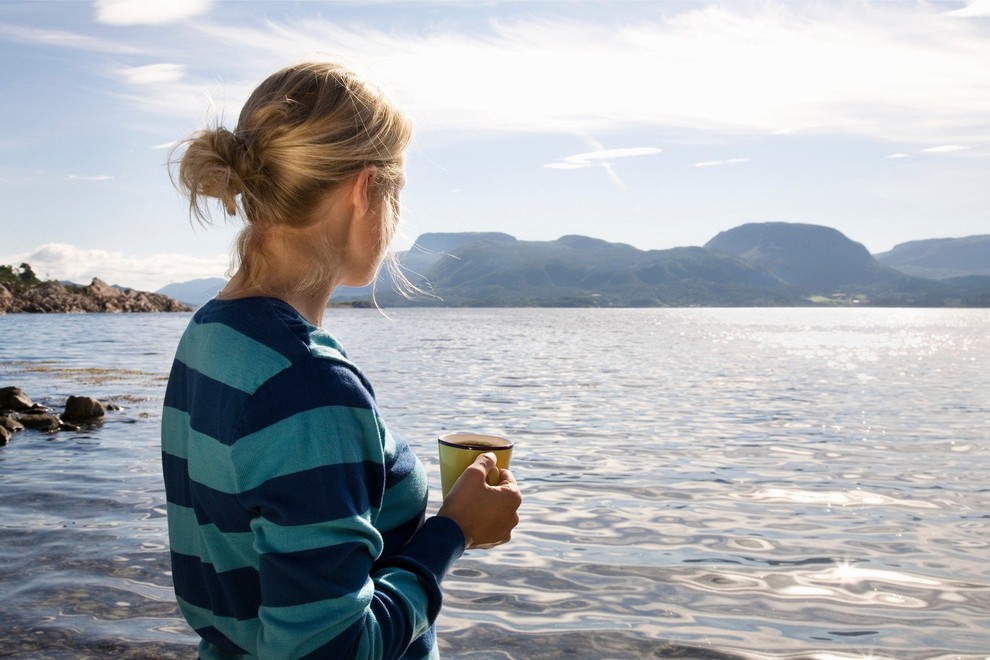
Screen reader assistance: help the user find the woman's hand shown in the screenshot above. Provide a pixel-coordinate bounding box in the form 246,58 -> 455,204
437,452 -> 522,549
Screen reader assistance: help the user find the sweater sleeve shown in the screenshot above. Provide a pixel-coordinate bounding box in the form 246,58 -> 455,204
232,358 -> 465,659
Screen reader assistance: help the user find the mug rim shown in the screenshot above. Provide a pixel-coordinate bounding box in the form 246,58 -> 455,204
438,432 -> 513,451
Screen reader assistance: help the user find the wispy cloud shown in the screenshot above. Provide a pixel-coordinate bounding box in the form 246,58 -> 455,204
120,63 -> 185,85
94,0 -> 212,26
544,147 -> 662,170
0,22 -> 139,54
67,174 -> 114,181
945,0 -> 990,18
545,146 -> 661,189
1,243 -> 228,291
8,3 -> 990,147
126,3 -> 988,146
920,145 -> 967,153
692,158 -> 751,168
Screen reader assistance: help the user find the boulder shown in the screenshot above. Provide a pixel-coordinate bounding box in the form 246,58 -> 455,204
0,283 -> 12,314
15,411 -> 62,432
0,414 -> 25,433
0,424 -> 10,446
0,386 -> 34,411
63,395 -> 105,421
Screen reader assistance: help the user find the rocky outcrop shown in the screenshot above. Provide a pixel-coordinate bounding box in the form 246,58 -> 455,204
0,386 -> 113,444
0,278 -> 190,314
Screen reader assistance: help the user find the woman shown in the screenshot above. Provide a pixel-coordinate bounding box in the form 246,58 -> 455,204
162,62 -> 521,659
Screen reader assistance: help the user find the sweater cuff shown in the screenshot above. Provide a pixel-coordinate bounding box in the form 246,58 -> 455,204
400,515 -> 465,582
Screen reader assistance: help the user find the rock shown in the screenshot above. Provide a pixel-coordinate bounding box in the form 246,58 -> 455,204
0,268 -> 191,314
0,424 -> 10,445
63,395 -> 105,421
0,283 -> 12,314
15,411 -> 62,432
0,414 -> 25,433
0,386 -> 34,411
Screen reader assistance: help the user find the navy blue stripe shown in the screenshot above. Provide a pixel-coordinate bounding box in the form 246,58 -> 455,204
260,543 -> 370,607
379,512 -> 425,560
162,453 -> 254,533
233,359 -> 376,440
164,361 -> 251,445
240,460 -> 385,527
167,356 -> 379,446
161,451 -> 193,509
384,438 -> 418,480
171,551 -> 261,621
164,452 -> 384,532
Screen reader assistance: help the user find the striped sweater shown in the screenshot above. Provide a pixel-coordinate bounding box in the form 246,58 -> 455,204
161,297 -> 464,659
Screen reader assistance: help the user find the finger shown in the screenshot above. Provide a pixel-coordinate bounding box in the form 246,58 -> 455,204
495,467 -> 517,487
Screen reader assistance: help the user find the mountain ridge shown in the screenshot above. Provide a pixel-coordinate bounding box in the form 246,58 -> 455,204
159,223 -> 990,307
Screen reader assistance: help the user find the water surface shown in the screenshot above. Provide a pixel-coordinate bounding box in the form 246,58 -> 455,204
1,308 -> 988,658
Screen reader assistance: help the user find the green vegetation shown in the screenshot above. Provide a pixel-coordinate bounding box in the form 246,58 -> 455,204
0,263 -> 42,290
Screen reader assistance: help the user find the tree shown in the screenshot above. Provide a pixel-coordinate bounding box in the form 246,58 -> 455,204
17,263 -> 38,284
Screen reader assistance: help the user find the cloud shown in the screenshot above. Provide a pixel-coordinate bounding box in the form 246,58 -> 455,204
544,147 -> 662,170
692,158 -> 751,168
67,174 -> 114,181
946,0 -> 990,17
1,243 -> 228,291
94,0 -> 212,26
544,146 -> 661,189
0,22 -> 139,54
18,3 -> 988,147
127,3 -> 986,147
920,145 -> 967,153
120,63 -> 185,85
888,153 -> 912,159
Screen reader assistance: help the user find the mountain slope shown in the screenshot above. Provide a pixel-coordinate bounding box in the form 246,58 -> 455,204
874,235 -> 990,279
157,277 -> 227,306
704,222 -> 899,290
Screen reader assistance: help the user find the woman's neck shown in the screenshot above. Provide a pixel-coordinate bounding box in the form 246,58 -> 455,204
218,233 -> 340,327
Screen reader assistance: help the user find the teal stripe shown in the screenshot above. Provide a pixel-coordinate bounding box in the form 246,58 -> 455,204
187,428 -> 238,494
161,406 -> 189,459
232,406 -> 385,492
251,514 -> 383,559
176,321 -> 292,393
177,596 -> 259,656
356,616 -> 381,658
377,465 -> 428,532
376,568 -> 430,637
167,502 -> 258,572
258,580 -> 375,657
309,341 -> 350,366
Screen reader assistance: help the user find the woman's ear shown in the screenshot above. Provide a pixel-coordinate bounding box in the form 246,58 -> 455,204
349,166 -> 377,219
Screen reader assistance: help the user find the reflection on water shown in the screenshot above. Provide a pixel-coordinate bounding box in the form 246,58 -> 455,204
1,309 -> 989,658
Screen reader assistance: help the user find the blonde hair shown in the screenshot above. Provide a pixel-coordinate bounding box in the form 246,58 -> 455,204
171,62 -> 412,295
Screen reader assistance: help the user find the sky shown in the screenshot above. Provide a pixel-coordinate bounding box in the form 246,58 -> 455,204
1,0 -> 988,291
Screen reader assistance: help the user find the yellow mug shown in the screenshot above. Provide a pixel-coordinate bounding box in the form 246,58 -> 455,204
438,433 -> 514,499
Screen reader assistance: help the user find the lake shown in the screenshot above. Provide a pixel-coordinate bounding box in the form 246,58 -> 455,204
1,308 -> 988,659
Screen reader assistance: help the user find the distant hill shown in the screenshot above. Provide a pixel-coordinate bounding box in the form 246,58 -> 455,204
157,277 -> 227,306
704,222 -> 900,290
166,224 -> 990,308
874,235 -> 990,279
376,235 -> 800,307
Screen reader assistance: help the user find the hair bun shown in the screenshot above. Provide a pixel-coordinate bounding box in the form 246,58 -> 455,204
175,125 -> 254,218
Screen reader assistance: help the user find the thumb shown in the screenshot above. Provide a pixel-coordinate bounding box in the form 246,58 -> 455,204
466,452 -> 498,481
470,452 -> 496,475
